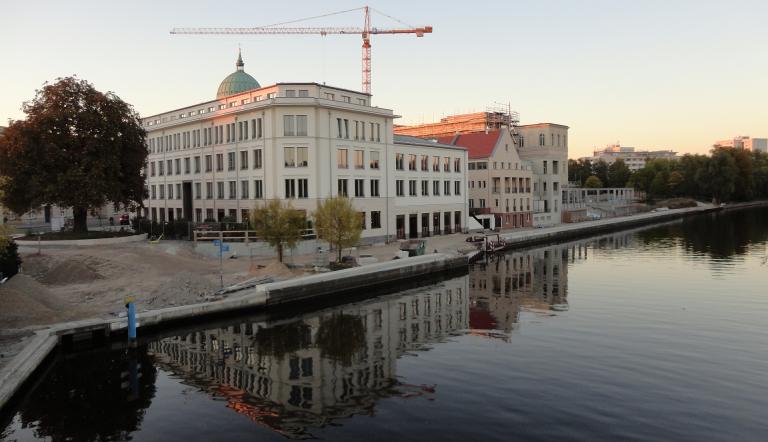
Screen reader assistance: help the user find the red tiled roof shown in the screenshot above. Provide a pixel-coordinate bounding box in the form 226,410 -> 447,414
436,130 -> 501,159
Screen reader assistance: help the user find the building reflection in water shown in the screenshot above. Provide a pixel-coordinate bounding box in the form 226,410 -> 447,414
469,232 -> 635,339
148,277 -> 469,439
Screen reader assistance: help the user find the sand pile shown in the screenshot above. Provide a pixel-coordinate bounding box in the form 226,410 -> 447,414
139,271 -> 218,308
40,258 -> 102,285
0,274 -> 74,327
249,260 -> 300,279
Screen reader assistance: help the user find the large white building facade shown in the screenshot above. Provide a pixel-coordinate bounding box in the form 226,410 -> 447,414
141,53 -> 467,243
517,124 -> 569,227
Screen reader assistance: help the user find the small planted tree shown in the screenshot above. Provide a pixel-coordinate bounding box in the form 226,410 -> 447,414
0,224 -> 21,280
251,200 -> 305,262
314,197 -> 362,262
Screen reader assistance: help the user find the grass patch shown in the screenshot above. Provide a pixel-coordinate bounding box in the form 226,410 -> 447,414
20,230 -> 138,241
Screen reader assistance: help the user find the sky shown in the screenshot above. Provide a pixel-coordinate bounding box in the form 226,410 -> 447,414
1,0 -> 767,158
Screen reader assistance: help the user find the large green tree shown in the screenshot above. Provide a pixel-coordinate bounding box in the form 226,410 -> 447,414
0,77 -> 147,233
592,159 -> 610,187
702,147 -> 738,204
314,197 -> 363,262
584,175 -> 603,188
568,158 -> 592,186
251,200 -> 305,262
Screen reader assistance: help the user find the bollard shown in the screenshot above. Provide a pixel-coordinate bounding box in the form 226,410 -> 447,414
125,296 -> 137,343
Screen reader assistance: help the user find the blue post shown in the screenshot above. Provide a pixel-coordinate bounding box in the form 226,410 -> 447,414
126,296 -> 137,341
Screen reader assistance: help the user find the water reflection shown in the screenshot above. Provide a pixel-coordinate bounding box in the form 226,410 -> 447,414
148,277 -> 469,439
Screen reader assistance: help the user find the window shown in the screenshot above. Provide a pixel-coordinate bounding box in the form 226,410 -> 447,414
176,183 -> 182,199
159,185 -> 165,199
297,147 -> 308,167
408,154 -> 417,171
283,115 -> 295,136
296,115 -> 307,136
285,179 -> 296,198
396,153 -> 404,170
253,149 -> 263,169
298,89 -> 309,97
337,149 -> 348,168
229,181 -> 237,199
240,151 -> 248,170
194,182 -> 201,199
204,155 -> 212,172
361,122 -> 366,140
344,119 -> 349,139
355,150 -> 364,169
217,182 -> 224,199
216,154 -> 223,172
409,179 -> 417,196
553,160 -> 559,174
338,179 -> 348,197
206,182 -> 213,199
432,156 -> 440,172
254,180 -> 263,199
444,180 -> 451,196
370,151 -> 380,169
371,211 -> 381,228
370,179 -> 380,197
355,179 -> 365,197
443,157 -> 450,172
194,156 -> 201,174
168,184 -> 173,199
421,180 -> 429,196
539,133 -> 545,146
433,180 -> 440,196
241,180 -> 249,199
454,158 -> 461,172
298,179 -> 308,198
421,155 -> 429,171
342,95 -> 351,103
455,181 -> 461,195
337,118 -> 342,138
228,152 -> 236,171
158,161 -> 164,176
285,89 -> 296,97
543,160 -> 547,174
150,162 -> 156,176
150,185 -> 156,199
284,147 -> 296,167
257,118 -> 263,138
396,180 -> 404,196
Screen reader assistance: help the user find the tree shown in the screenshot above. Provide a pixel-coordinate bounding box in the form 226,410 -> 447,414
607,159 -> 632,188
667,171 -> 684,196
0,77 -> 147,233
250,200 -> 305,262
703,147 -> 738,204
568,158 -> 592,186
0,238 -> 22,280
584,175 -> 603,188
314,197 -> 363,262
592,160 -> 610,187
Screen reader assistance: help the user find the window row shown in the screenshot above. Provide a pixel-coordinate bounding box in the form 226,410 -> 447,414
469,161 -> 526,171
337,179 -> 381,197
147,118 -> 266,154
395,180 -> 462,197
336,149 -> 380,169
150,180 -> 266,200
395,153 -> 461,173
336,118 -> 381,142
469,198 -> 531,212
149,150 -> 264,176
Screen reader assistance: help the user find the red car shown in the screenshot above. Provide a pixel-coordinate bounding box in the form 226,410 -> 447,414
119,214 -> 130,225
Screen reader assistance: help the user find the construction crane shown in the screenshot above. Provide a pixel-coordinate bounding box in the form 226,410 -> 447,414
171,6 -> 432,95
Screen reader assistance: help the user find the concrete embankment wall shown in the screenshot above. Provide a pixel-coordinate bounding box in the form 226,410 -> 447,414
14,233 -> 146,247
0,252 -> 467,412
499,206 -> 720,250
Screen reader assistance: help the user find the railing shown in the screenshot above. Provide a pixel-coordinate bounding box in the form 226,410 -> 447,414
194,228 -> 315,243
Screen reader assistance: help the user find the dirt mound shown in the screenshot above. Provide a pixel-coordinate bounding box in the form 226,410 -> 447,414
139,271 -> 218,309
40,259 -> 102,285
0,274 -> 73,327
250,260 -> 300,279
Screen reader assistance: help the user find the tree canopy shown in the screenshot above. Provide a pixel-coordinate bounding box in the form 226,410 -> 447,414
314,197 -> 363,262
584,175 -> 603,188
251,200 -> 305,262
0,77 -> 147,232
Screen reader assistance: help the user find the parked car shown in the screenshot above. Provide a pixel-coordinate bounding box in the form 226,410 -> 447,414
119,214 -> 130,225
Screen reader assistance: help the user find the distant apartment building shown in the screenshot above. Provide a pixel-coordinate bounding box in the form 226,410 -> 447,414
141,51 -> 467,243
715,136 -> 767,153
585,144 -> 677,172
435,129 -> 533,229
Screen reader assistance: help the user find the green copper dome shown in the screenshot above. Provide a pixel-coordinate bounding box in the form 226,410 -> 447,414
216,51 -> 260,99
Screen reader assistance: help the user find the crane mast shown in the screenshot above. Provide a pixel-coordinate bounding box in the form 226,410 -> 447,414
171,6 -> 432,95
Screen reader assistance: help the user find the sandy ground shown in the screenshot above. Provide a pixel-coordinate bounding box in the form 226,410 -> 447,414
0,241 -> 306,368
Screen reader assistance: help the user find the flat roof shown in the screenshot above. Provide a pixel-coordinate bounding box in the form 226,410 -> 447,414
394,134 -> 467,151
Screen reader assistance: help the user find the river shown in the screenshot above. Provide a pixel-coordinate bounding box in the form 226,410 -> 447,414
2,207 -> 767,441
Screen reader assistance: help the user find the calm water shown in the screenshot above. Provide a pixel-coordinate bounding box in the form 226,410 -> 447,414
2,208 -> 768,441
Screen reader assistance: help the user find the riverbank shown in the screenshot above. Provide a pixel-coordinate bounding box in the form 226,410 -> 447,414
1,200 -> 765,412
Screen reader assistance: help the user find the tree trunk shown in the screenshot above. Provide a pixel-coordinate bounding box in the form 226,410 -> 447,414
277,244 -> 283,263
337,241 -> 342,262
73,206 -> 88,233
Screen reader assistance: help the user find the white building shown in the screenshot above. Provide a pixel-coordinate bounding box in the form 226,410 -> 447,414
715,136 -> 767,153
141,52 -> 467,243
517,124 -> 570,227
585,144 -> 678,172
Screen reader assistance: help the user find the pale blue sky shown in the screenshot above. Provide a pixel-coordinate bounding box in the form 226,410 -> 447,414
1,0 -> 766,157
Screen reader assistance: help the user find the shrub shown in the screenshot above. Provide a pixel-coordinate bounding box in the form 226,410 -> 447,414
0,239 -> 22,280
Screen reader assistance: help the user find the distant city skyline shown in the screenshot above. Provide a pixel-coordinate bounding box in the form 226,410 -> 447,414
1,0 -> 767,158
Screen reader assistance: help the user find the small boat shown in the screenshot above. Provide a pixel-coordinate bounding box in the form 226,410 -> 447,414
483,234 -> 507,253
